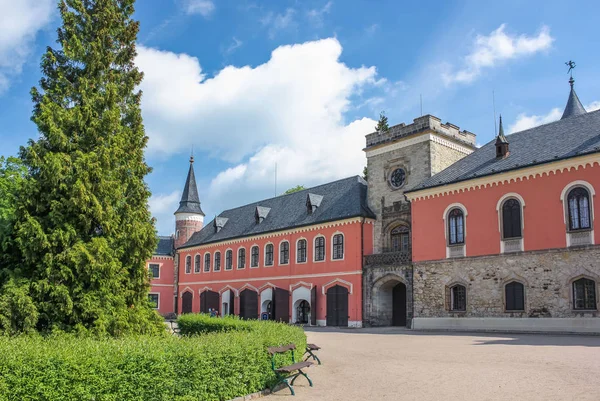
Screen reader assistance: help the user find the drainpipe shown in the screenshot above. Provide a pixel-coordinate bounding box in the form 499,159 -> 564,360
360,217 -> 365,328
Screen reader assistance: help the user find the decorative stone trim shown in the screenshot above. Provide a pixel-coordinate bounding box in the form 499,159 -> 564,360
322,278 -> 353,295
150,255 -> 173,260
365,132 -> 474,158
218,285 -> 239,296
406,154 -> 600,201
181,217 -> 374,252
184,270 -> 362,286
501,238 -> 524,253
289,281 -> 313,292
239,283 -> 259,293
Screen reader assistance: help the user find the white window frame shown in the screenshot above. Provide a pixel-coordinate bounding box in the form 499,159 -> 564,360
237,247 -> 246,269
203,252 -> 211,273
225,248 -> 234,270
264,242 -> 275,267
331,231 -> 345,261
296,237 -> 308,264
193,253 -> 201,274
560,180 -> 596,247
185,255 -> 192,274
148,292 -> 160,310
443,203 -> 468,258
279,240 -> 290,266
148,262 -> 161,279
250,244 -> 260,268
313,234 -> 326,262
214,251 -> 221,272
496,193 -> 525,253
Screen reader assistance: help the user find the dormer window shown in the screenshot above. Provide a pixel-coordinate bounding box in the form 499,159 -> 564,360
214,217 -> 228,233
255,206 -> 270,224
306,193 -> 323,214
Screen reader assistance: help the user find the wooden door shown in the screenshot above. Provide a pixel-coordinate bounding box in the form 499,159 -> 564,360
200,290 -> 219,313
392,283 -> 407,326
181,291 -> 193,314
273,287 -> 290,322
326,285 -> 348,326
239,289 -> 258,320
310,286 -> 317,325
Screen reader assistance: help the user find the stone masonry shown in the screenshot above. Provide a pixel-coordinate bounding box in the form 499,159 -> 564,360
363,264 -> 413,327
413,245 -> 600,319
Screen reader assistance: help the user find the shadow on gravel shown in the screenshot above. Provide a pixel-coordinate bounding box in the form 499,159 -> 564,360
303,326 -> 600,347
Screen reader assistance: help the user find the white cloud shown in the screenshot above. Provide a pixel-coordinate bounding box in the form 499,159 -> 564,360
182,0 -> 215,17
443,24 -> 554,85
136,38 -> 379,226
508,101 -> 600,134
223,37 -> 243,55
149,190 -> 180,234
0,0 -> 54,94
307,1 -> 332,26
261,8 -> 296,39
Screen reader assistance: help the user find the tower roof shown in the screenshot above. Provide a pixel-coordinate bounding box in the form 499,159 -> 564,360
175,157 -> 205,215
495,115 -> 508,144
561,77 -> 587,120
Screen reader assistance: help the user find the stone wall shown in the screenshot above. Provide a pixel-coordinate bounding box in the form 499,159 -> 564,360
429,140 -> 472,176
363,264 -> 413,327
413,246 -> 600,319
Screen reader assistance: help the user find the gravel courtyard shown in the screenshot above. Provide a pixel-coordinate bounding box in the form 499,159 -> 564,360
268,327 -> 600,400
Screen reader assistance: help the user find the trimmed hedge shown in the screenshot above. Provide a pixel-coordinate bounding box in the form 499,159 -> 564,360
177,313 -> 258,334
0,317 -> 306,401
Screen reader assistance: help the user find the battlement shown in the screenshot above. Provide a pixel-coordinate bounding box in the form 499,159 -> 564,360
365,114 -> 477,149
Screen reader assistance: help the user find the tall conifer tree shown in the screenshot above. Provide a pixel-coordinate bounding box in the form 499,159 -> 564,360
13,0 -> 163,335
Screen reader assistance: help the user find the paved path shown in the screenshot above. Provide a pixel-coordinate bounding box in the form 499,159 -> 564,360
268,327 -> 600,400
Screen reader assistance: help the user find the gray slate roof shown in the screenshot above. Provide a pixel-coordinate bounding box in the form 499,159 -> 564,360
561,85 -> 587,119
154,236 -> 174,256
407,109 -> 600,193
175,160 -> 205,215
181,176 -> 375,248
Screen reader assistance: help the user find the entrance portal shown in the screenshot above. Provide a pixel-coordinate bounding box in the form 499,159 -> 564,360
392,282 -> 407,327
326,285 -> 349,326
181,291 -> 193,314
297,300 -> 310,324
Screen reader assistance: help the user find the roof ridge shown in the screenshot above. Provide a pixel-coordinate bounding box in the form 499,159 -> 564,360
506,107 -> 600,138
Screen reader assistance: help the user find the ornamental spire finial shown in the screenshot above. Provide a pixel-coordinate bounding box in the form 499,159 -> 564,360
565,60 -> 576,87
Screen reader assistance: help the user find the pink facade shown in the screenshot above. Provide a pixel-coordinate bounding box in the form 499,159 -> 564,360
411,161 -> 600,262
148,255 -> 175,315
177,219 -> 372,326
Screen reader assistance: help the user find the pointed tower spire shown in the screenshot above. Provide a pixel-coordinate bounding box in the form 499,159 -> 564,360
561,61 -> 587,120
174,156 -> 205,249
495,115 -> 509,158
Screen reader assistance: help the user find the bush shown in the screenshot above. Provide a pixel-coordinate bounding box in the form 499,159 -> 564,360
177,313 -> 253,334
0,318 -> 306,401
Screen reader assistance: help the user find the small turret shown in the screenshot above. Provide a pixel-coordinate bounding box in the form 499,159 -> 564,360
561,61 -> 587,120
174,156 -> 205,248
495,115 -> 509,159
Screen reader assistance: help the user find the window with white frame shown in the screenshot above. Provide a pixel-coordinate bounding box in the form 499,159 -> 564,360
501,199 -> 522,239
280,241 -> 289,264
225,250 -> 233,270
238,248 -> 246,269
447,208 -> 465,245
214,252 -> 221,271
314,236 -> 325,261
297,239 -> 307,263
251,246 -> 259,267
204,253 -> 211,272
149,263 -> 159,278
185,255 -> 191,274
194,254 -> 201,273
567,187 -> 592,231
265,244 -> 274,266
148,293 -> 159,309
332,234 -> 344,259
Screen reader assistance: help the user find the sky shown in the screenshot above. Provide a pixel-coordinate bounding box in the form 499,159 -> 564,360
1,0 -> 599,235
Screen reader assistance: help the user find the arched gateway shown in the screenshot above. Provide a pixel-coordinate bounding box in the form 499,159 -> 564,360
368,274 -> 410,327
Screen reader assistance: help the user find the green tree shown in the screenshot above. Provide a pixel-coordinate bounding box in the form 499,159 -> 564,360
0,156 -> 27,267
284,185 -> 306,194
362,166 -> 368,181
374,111 -> 390,133
10,0 -> 163,336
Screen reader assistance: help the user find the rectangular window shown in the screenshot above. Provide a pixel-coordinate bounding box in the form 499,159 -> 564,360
251,246 -> 259,267
315,237 -> 325,261
280,242 -> 289,264
265,245 -> 274,266
214,252 -> 221,271
226,250 -> 233,270
204,254 -> 211,272
194,255 -> 201,273
297,240 -> 307,263
238,249 -> 246,269
400,233 -> 409,252
332,234 -> 344,260
149,263 -> 159,278
148,294 -> 159,309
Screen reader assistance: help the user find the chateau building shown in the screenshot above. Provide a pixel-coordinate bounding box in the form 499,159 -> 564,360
148,76 -> 600,333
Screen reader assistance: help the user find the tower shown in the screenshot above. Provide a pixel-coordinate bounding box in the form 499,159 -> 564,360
174,156 -> 205,249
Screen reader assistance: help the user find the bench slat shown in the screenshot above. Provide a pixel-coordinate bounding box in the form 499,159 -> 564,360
268,344 -> 296,355
306,343 -> 321,351
275,361 -> 312,373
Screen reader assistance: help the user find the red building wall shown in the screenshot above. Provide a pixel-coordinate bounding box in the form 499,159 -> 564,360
148,255 -> 175,316
411,162 -> 600,262
177,219 -> 373,326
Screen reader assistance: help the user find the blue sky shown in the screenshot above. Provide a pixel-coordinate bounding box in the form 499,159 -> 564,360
1,0 -> 599,235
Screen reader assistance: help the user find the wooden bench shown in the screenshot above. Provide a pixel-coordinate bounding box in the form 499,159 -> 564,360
303,343 -> 321,365
268,344 -> 313,396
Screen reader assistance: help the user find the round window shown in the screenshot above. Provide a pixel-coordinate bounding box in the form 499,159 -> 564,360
389,168 -> 406,189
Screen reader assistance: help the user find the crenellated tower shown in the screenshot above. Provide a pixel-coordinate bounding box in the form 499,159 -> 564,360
174,156 -> 205,249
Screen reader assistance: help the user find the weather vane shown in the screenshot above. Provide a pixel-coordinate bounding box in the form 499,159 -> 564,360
565,60 -> 576,77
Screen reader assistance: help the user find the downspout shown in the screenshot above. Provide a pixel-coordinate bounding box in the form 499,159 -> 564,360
360,217 -> 365,328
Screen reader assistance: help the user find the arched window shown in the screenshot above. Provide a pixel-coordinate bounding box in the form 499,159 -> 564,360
280,241 -> 289,264
204,253 -> 211,272
502,199 -> 522,239
447,208 -> 465,245
194,254 -> 200,273
573,278 -> 597,310
214,252 -> 221,271
450,284 -> 466,311
568,187 -> 591,231
238,248 -> 246,269
332,234 -> 344,260
251,246 -> 259,267
225,250 -> 233,270
297,239 -> 307,263
505,281 -> 525,311
185,255 -> 191,274
390,225 -> 410,252
315,236 -> 325,261
265,244 -> 274,266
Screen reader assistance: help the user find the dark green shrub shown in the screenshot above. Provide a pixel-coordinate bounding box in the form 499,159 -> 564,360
0,320 -> 306,401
